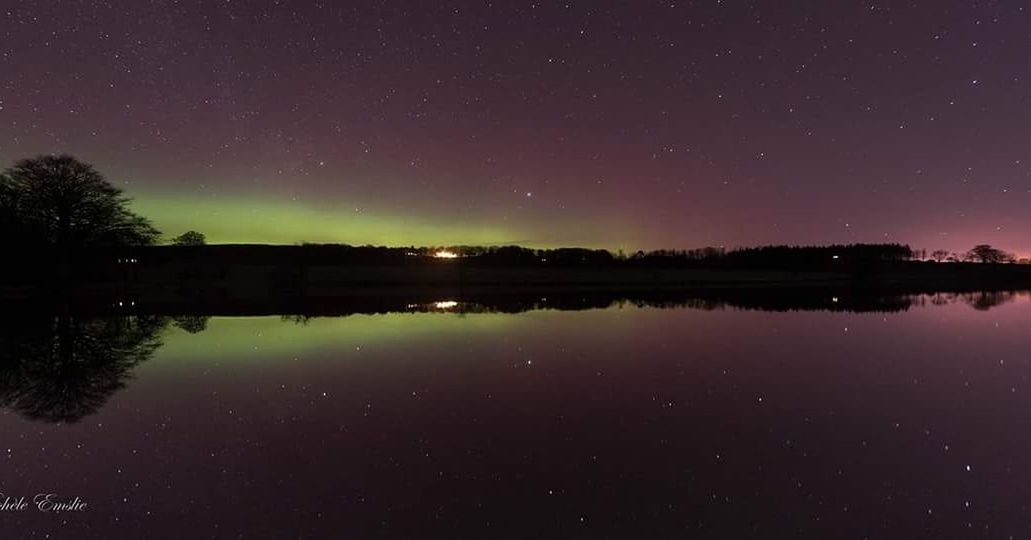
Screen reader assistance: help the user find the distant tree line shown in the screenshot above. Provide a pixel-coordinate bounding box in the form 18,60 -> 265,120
925,245 -> 1016,264
132,241 -> 1026,271
260,242 -> 917,269
464,243 -> 916,269
621,243 -> 916,270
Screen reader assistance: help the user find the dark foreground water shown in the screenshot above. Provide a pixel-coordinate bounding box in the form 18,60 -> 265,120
2,291 -> 1031,537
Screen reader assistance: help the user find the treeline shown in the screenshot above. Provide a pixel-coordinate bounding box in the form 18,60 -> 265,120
452,242 -> 914,269
131,242 -> 916,270
12,240 -> 1014,277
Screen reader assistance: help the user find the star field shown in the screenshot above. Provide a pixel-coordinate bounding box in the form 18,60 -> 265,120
2,298 -> 1029,536
1,1 -> 1030,251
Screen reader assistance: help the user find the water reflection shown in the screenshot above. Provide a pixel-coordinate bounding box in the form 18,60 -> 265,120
395,288 -> 1029,316
0,289 -> 1025,424
3,289 -> 1031,536
0,315 -> 167,423
171,315 -> 210,333
904,290 -> 1019,311
962,290 -> 1018,310
23,286 -> 1029,318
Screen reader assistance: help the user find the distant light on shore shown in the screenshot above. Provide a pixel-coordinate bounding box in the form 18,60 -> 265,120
434,301 -> 459,310
434,250 -> 459,259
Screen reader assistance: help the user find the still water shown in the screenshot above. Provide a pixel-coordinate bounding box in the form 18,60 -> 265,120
2,292 -> 1030,537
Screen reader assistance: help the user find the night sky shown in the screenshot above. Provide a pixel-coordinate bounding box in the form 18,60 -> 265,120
2,1 -> 1029,252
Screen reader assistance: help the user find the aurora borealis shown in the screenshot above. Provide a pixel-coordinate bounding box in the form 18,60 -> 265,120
2,1 -> 1030,251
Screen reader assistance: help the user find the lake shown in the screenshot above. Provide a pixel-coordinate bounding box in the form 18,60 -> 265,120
1,291 -> 1029,537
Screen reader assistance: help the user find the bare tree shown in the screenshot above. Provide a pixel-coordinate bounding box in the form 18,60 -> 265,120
930,249 -> 950,262
0,155 -> 159,248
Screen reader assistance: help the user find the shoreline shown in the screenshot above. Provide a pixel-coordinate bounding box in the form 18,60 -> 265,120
4,245 -> 1031,313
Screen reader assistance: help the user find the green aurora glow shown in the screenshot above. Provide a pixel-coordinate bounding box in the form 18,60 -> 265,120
146,308 -> 650,371
122,170 -> 648,248
131,195 -> 526,247
153,312 -> 519,367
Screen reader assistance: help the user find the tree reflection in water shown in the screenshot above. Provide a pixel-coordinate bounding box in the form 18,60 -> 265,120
0,315 -> 168,423
0,289 -> 1024,423
172,315 -> 209,334
961,290 -> 1019,311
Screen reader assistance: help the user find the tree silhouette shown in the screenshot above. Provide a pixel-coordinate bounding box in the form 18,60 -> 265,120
930,249 -> 950,262
966,244 -> 1012,264
0,155 -> 159,248
172,230 -> 206,246
0,315 -> 167,423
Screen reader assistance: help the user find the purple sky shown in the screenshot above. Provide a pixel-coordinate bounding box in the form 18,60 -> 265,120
2,1 -> 1030,252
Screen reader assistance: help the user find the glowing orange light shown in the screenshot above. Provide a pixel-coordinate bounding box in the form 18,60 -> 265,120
434,250 -> 459,259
